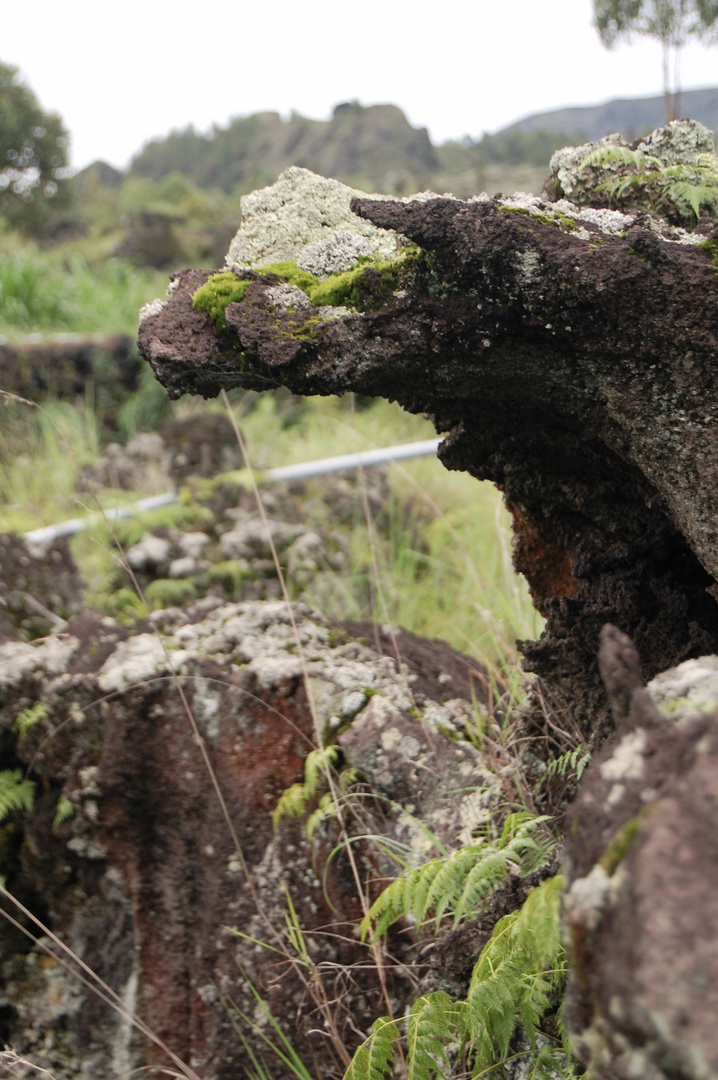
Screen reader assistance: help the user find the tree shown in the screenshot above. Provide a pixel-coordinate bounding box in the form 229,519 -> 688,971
593,0 -> 718,120
0,61 -> 70,233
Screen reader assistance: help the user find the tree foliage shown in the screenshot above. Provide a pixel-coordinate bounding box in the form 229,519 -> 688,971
593,0 -> 718,119
0,61 -> 70,232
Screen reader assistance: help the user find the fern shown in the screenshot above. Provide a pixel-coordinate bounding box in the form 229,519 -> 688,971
467,875 -> 566,1070
0,769 -> 36,823
52,795 -> 74,833
13,701 -> 50,735
362,812 -> 555,939
272,745 -> 341,828
545,746 -> 591,782
406,992 -> 464,1080
343,1017 -> 399,1080
577,144 -> 718,224
345,875 -> 581,1080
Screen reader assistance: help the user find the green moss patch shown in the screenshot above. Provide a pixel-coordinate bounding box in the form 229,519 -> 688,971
599,805 -> 656,876
145,577 -> 199,610
697,237 -> 718,267
497,204 -> 578,231
192,250 -> 422,330
192,271 -> 252,330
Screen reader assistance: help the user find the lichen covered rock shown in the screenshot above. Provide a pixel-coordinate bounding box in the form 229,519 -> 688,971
563,626 -> 718,1080
0,595 -> 497,1079
225,166 -> 401,272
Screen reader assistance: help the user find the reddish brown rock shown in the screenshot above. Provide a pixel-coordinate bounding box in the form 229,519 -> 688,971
0,600 -> 498,1080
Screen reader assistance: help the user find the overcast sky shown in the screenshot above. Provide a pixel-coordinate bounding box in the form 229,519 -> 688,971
4,0 -> 718,171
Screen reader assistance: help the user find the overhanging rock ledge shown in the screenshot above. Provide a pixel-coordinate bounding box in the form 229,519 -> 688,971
138,151 -> 718,739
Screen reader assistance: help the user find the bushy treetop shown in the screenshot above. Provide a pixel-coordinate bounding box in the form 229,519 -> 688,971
0,60 -> 70,232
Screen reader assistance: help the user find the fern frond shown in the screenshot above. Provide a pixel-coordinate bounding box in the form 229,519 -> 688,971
272,744 -> 342,829
305,792 -> 336,841
422,844 -> 486,927
363,814 -> 557,939
546,747 -> 591,782
407,992 -> 463,1080
343,1017 -> 399,1080
0,769 -> 36,823
579,145 -> 647,170
668,180 -> 718,219
272,782 -> 309,828
304,744 -> 341,795
361,858 -> 443,940
52,795 -> 74,833
13,702 -> 50,735
466,875 -> 566,1065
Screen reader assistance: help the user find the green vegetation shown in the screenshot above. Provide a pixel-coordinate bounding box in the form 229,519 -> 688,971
192,270 -> 252,329
0,61 -> 70,233
578,143 -> 718,224
344,868 -> 578,1080
0,247 -> 165,337
362,812 -> 556,937
193,252 -> 423,330
599,806 -> 655,876
593,0 -> 718,121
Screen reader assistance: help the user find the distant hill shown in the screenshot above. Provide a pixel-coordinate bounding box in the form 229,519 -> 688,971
130,102 -> 439,195
498,86 -> 718,143
79,90 -> 718,209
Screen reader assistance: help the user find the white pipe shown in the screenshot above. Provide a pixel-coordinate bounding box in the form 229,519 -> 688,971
22,438 -> 441,546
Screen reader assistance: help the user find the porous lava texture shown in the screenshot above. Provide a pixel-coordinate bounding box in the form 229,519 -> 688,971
138,159 -> 718,741
0,598 -> 500,1080
563,625 -> 718,1080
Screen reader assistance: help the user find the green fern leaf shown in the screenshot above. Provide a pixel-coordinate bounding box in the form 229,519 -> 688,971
343,1016 -> 398,1080
452,848 -> 513,925
466,875 -> 566,1066
407,992 -> 462,1080
271,782 -> 308,828
407,857 -> 445,924
305,791 -> 337,841
52,795 -> 74,833
13,702 -> 50,735
0,769 -> 36,823
304,744 -> 341,796
423,845 -> 482,927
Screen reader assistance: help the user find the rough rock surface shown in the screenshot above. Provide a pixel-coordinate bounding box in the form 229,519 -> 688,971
545,118 -> 716,221
563,625 -> 718,1080
225,166 -> 401,271
138,136 -> 718,741
0,334 -> 139,412
0,595 -> 499,1080
0,534 -> 84,642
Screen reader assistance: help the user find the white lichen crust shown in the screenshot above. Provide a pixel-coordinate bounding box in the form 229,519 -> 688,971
226,166 -> 401,274
647,654 -> 718,724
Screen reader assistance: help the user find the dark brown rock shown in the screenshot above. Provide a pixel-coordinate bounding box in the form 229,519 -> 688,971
138,177 -> 718,744
0,334 -> 138,412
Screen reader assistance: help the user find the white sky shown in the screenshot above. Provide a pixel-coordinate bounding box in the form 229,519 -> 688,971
4,0 -> 718,171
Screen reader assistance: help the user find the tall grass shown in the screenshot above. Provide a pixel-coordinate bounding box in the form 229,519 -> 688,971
0,248 -> 166,336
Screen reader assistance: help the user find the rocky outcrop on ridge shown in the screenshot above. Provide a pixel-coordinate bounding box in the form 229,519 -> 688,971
139,125 -> 718,745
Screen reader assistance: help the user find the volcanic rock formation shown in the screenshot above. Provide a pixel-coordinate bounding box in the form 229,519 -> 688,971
138,128 -> 718,743
0,580 -> 496,1080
